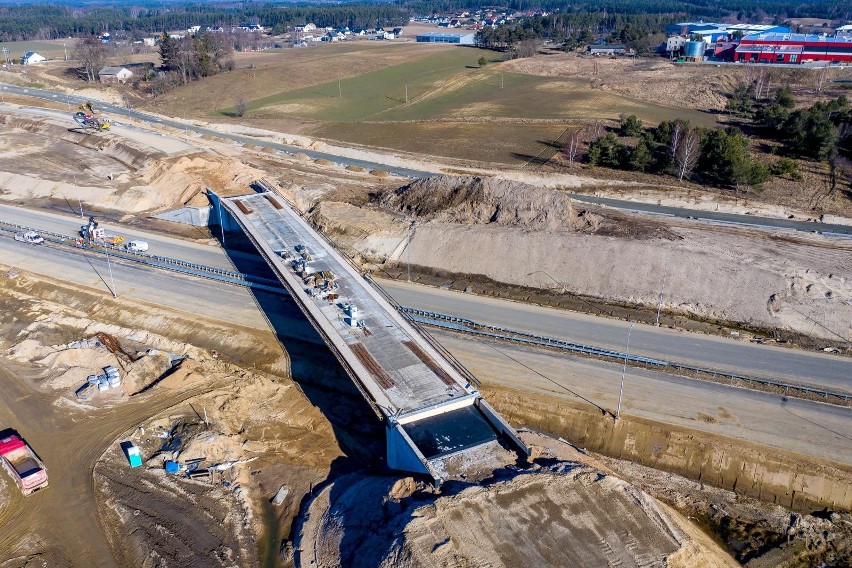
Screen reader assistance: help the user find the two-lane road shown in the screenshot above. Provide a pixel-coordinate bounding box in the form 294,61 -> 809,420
0,231 -> 849,468
2,203 -> 848,394
0,203 -> 269,275
3,83 -> 852,236
376,279 -> 851,394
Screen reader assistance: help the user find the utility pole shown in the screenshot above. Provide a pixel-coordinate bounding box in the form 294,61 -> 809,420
655,255 -> 670,326
102,238 -> 117,298
338,80 -> 342,98
615,323 -> 635,420
501,73 -> 504,89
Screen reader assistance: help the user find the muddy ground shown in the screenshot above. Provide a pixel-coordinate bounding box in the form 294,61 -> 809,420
0,267 -> 351,567
1,99 -> 850,567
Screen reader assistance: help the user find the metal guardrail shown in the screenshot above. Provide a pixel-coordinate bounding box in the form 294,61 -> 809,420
252,179 -> 484,389
401,307 -> 851,405
5,216 -> 847,405
0,221 -> 286,294
369,278 -> 482,389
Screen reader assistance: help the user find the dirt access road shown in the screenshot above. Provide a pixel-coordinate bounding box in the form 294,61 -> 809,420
0,365 -> 212,566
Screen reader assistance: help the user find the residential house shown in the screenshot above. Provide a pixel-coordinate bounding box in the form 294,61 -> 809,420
20,52 -> 46,65
98,66 -> 133,84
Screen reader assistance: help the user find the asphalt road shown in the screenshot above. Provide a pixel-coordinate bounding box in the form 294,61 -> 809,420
3,83 -> 851,237
434,330 -> 852,467
1,233 -> 848,470
0,203 -> 269,274
0,230 -> 274,330
564,193 -> 852,237
377,279 -> 852,394
4,204 -> 849,393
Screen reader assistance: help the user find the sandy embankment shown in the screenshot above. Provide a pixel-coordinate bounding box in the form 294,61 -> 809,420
294,430 -> 739,568
338,176 -> 852,343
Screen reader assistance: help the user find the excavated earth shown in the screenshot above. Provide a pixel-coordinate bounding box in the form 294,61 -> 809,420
293,430 -> 739,568
0,101 -> 850,568
356,175 -> 852,344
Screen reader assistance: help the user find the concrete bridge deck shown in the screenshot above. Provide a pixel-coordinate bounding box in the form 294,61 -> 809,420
214,188 -> 527,481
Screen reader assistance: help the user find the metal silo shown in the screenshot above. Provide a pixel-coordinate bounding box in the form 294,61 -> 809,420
684,40 -> 706,58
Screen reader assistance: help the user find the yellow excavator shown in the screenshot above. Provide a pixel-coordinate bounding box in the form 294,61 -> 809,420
73,100 -> 110,132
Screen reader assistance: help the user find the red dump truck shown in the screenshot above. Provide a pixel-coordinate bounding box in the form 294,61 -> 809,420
0,434 -> 48,495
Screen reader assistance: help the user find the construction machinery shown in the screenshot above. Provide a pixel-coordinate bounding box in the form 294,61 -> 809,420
72,100 -> 110,132
79,216 -> 123,245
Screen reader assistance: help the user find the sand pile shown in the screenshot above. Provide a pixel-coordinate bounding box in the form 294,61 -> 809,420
40,347 -> 119,390
177,430 -> 247,464
157,359 -> 205,390
379,175 -> 602,232
123,350 -> 173,394
7,339 -> 57,363
7,340 -> 119,390
0,111 -> 265,214
119,153 -> 265,213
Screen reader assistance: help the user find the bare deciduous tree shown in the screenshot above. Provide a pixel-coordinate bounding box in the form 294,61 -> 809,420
174,37 -> 196,85
675,127 -> 701,181
587,120 -> 606,141
73,36 -> 106,82
668,120 -> 684,162
234,96 -> 247,117
562,128 -> 585,165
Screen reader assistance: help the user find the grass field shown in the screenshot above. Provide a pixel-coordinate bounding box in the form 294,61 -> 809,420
0,40 -> 71,61
149,42 -> 717,165
243,47 -> 715,127
308,120 -> 571,165
233,45 -> 715,164
148,42 -> 448,118
243,47 -> 497,121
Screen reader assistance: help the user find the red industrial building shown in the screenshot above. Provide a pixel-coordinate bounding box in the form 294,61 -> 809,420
735,33 -> 852,64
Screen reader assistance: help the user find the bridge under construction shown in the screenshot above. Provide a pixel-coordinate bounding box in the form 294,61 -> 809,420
212,186 -> 528,482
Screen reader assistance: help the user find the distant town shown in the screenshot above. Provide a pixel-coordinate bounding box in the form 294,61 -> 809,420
5,5 -> 852,68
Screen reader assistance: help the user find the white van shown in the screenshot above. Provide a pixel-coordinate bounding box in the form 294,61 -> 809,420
125,240 -> 149,252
